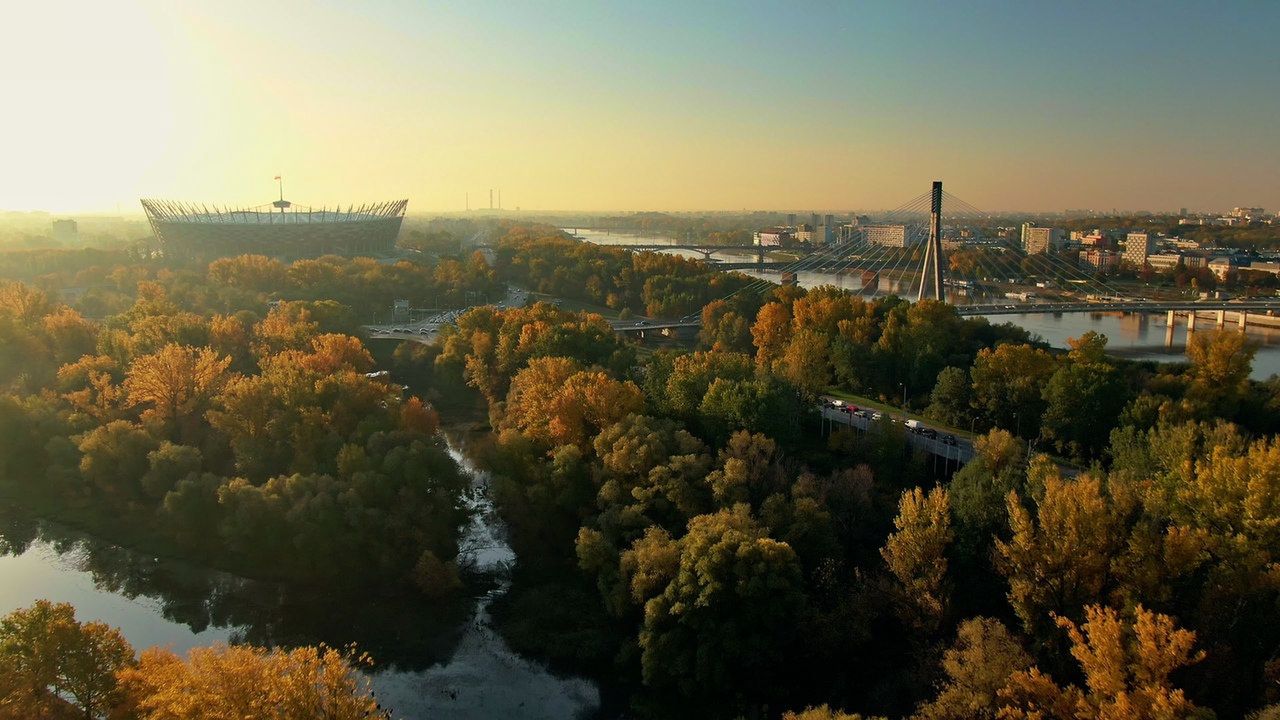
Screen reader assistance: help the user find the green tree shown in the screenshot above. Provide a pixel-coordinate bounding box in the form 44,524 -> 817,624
970,344 -> 1056,437
1040,361 -> 1127,460
637,505 -> 805,704
925,366 -> 973,428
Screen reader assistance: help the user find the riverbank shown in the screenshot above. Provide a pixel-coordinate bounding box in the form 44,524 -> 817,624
0,427 -> 604,720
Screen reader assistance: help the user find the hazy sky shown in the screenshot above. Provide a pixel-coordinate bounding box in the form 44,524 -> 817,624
2,1 -> 1277,214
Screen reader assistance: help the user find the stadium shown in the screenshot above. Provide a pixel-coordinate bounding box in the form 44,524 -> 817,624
140,195 -> 407,261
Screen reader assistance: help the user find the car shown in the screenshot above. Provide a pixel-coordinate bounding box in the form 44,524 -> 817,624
839,405 -> 856,414
941,434 -> 958,446
854,409 -> 870,418
920,428 -> 938,439
870,411 -> 883,421
418,328 -> 430,335
821,400 -> 835,409
635,321 -> 645,327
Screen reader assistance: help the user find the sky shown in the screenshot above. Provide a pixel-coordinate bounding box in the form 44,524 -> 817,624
1,1 -> 1277,214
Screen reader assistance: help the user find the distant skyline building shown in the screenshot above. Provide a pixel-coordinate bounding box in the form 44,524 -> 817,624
51,218 -> 78,245
1020,223 -> 1064,254
753,226 -> 792,247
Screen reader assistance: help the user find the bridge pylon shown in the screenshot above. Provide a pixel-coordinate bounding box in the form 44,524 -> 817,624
917,180 -> 945,303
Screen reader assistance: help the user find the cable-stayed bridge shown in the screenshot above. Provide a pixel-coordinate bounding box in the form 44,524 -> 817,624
661,181 -> 1280,329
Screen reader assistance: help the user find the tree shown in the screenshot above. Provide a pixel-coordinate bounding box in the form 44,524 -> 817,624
926,366 -> 973,428
914,618 -> 1032,720
881,486 -> 953,633
502,357 -> 644,449
1040,361 -> 1127,460
116,644 -> 382,720
751,302 -> 793,370
0,600 -> 134,719
948,429 -> 1025,561
637,505 -> 805,704
699,300 -> 752,353
780,328 -> 833,397
970,344 -> 1056,436
996,477 -> 1125,641
77,421 -> 161,504
784,707 -> 885,720
122,344 -> 232,439
1186,330 -> 1257,416
998,605 -> 1206,720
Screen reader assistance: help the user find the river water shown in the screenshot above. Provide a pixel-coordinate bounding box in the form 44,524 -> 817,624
0,436 -> 600,720
570,228 -> 1280,380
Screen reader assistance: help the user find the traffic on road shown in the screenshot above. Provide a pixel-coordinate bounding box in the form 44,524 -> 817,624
365,286 -> 530,342
818,398 -> 975,464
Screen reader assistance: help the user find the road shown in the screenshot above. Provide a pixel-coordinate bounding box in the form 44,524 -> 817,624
818,404 -> 975,465
364,286 -> 531,343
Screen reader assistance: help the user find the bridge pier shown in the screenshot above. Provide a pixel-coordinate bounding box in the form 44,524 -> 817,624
1186,311 -> 1196,333
1240,311 -> 1248,330
1217,310 -> 1226,329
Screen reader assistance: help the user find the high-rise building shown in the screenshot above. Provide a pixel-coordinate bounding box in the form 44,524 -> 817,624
814,223 -> 834,245
864,224 -> 911,247
1020,224 -> 1064,254
786,213 -> 796,227
1123,232 -> 1156,267
51,219 -> 78,245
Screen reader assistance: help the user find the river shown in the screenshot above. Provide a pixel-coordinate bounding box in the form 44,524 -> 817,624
569,228 -> 1280,380
0,435 -> 600,720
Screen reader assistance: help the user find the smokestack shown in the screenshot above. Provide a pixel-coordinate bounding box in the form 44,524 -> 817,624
489,189 -> 493,210
498,189 -> 502,210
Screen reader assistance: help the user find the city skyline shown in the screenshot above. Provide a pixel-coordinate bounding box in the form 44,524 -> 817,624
2,1 -> 1277,214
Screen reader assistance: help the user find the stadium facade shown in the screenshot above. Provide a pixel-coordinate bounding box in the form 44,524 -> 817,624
140,198 -> 407,261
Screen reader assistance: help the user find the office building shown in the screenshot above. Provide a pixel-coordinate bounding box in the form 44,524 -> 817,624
864,224 -> 911,247
1123,232 -> 1156,267
1020,224 -> 1064,254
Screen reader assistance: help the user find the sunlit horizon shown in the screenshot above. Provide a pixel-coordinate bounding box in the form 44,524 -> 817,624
2,0 -> 1277,215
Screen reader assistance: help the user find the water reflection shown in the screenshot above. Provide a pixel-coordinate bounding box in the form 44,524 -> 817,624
0,507 -> 471,670
0,434 -> 602,719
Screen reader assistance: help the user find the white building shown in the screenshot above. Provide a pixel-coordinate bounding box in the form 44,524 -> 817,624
864,224 -> 911,247
1020,224 -> 1064,254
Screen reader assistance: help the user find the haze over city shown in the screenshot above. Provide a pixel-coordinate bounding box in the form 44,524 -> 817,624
2,0 -> 1277,214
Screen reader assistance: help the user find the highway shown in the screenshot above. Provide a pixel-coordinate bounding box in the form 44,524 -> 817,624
819,404 -> 975,465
